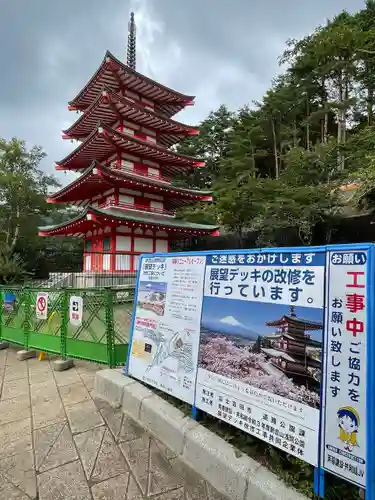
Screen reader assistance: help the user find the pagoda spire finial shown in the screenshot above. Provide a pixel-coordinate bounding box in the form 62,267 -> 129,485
127,11 -> 136,70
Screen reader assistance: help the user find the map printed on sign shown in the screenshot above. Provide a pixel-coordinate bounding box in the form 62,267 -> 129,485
36,292 -> 48,320
128,255 -> 206,404
195,251 -> 325,465
322,250 -> 368,487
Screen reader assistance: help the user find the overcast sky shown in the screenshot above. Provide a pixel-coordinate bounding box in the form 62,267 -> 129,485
0,0 -> 365,183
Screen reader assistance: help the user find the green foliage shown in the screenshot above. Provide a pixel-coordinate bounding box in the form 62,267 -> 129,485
0,137 -> 82,279
178,2 -> 375,246
0,246 -> 29,284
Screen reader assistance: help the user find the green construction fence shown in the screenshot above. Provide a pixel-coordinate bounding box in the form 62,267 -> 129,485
0,286 -> 134,367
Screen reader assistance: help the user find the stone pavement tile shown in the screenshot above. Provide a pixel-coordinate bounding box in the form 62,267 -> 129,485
91,472 -> 130,500
126,475 -> 143,500
79,372 -> 95,392
73,426 -> 105,480
34,422 -> 78,473
28,364 -> 53,385
0,394 -> 31,425
75,360 -> 101,373
154,438 -> 178,461
59,382 -> 90,407
119,434 -> 150,495
0,472 -> 29,500
0,417 -> 32,459
184,467 -> 209,500
53,368 -> 81,387
30,381 -> 59,404
34,422 -> 65,471
147,440 -> 184,497
97,400 -> 123,439
32,397 -> 66,430
118,414 -> 144,444
37,460 -> 91,500
91,429 -> 129,483
1,376 -> 29,400
158,489 -> 184,500
65,399 -> 104,434
3,362 -> 28,382
0,451 -> 36,499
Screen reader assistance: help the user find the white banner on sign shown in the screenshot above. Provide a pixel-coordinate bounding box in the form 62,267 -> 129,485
36,292 -> 48,320
69,296 -> 83,326
197,368 -> 319,465
196,251 -> 325,466
128,255 -> 206,404
322,250 -> 368,487
204,265 -> 325,309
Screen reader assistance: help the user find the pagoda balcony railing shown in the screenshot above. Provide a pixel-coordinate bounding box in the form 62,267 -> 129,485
119,166 -> 172,184
98,199 -> 175,216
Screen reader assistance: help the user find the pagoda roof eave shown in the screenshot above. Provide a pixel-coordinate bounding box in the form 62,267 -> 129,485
266,315 -> 323,330
63,88 -> 199,144
39,205 -> 219,237
68,51 -> 195,115
48,161 -> 213,203
56,124 -> 204,172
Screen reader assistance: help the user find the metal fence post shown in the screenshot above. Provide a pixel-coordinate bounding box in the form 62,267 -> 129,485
23,287 -> 31,350
105,288 -> 115,368
60,289 -> 69,360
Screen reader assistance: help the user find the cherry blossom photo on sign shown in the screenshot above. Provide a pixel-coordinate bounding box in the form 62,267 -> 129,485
198,299 -> 323,408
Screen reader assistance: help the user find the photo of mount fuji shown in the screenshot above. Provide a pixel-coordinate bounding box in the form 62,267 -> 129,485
201,315 -> 258,346
198,295 -> 324,408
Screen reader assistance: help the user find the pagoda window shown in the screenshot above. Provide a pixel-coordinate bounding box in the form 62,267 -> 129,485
156,239 -> 168,252
142,128 -> 155,136
115,254 -> 131,271
134,237 -> 153,253
85,255 -> 92,272
116,235 -> 131,251
120,187 -> 142,196
144,159 -> 159,168
103,237 -> 111,251
150,200 -> 164,213
148,167 -> 159,179
85,240 -> 92,251
119,194 -> 134,206
144,193 -> 163,201
145,135 -> 157,144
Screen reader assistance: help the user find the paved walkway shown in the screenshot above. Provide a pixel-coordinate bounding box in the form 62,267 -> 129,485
0,348 -> 226,500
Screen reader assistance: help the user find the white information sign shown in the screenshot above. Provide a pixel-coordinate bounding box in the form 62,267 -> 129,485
36,292 -> 48,320
322,250 -> 368,487
195,251 -> 325,465
128,255 -> 206,404
69,296 -> 83,326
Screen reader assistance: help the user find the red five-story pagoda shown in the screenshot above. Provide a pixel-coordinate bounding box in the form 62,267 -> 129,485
39,13 -> 219,273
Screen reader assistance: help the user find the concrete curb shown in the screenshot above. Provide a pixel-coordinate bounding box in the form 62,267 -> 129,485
95,369 -> 308,500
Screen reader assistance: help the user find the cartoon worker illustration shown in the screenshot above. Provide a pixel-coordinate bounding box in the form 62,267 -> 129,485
337,406 -> 360,452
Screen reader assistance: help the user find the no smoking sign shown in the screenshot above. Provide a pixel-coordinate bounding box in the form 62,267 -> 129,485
36,292 -> 49,320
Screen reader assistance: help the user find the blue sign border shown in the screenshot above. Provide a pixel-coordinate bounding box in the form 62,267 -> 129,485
126,243 -> 375,497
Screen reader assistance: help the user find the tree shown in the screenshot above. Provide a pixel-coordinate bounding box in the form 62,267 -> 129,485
175,104 -> 235,189
0,137 -> 60,254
